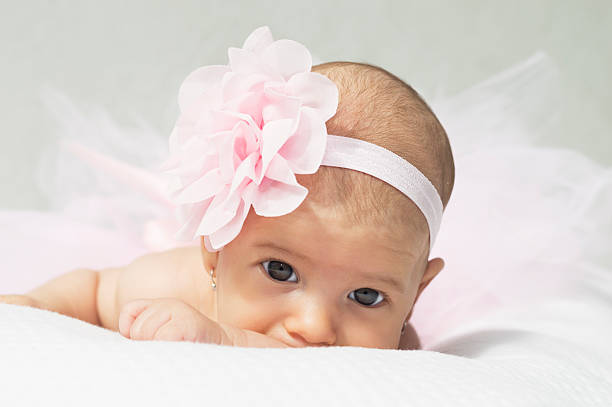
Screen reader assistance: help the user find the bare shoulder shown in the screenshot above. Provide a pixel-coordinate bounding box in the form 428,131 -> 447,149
119,245 -> 199,291
98,245 -> 210,331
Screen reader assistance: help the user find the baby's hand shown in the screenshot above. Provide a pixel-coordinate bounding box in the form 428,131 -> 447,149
0,295 -> 40,307
118,298 -> 230,344
0,295 -> 50,311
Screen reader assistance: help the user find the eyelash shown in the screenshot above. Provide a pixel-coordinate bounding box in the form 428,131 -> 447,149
369,289 -> 390,307
258,257 -> 391,307
260,257 -> 299,283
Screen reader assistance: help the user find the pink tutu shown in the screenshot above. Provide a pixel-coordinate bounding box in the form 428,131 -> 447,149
1,53 -> 610,349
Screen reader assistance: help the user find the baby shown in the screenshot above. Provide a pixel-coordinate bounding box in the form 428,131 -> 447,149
1,29 -> 454,350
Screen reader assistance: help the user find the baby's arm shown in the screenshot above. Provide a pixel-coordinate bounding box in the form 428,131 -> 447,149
0,247 -> 185,329
0,269 -> 101,326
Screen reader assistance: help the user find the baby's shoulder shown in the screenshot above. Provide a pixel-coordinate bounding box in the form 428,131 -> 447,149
126,245 -> 200,275
114,245 -> 213,321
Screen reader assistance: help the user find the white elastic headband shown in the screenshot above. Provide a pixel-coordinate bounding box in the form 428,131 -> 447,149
322,135 -> 443,254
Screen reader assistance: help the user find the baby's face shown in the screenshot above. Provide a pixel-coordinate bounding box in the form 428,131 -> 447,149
207,199 -> 430,349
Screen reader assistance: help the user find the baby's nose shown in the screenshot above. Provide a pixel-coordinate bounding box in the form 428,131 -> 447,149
283,300 -> 337,347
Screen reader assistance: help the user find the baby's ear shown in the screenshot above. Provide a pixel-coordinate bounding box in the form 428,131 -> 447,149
406,258 -> 444,321
414,257 -> 445,302
200,236 -> 219,272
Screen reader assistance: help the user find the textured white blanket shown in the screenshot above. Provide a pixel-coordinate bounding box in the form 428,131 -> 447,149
2,266 -> 611,407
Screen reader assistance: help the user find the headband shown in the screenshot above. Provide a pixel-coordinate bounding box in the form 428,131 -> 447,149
162,26 -> 443,254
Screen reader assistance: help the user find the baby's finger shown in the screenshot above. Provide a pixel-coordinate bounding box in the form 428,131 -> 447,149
130,306 -> 172,341
153,320 -> 186,342
118,299 -> 154,338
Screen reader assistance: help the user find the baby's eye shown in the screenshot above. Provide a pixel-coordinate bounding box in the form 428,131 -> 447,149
349,288 -> 384,307
262,260 -> 297,282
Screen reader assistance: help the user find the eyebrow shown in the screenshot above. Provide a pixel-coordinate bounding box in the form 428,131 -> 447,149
254,242 -> 311,262
355,272 -> 406,293
254,241 -> 407,293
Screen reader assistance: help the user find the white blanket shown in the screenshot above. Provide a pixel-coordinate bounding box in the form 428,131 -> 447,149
2,263 -> 611,407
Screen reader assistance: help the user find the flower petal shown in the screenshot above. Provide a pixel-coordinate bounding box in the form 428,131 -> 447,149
252,177 -> 308,217
221,71 -> 268,103
229,152 -> 258,196
265,154 -> 297,184
230,121 -> 259,159
165,137 -> 217,180
242,26 -> 274,54
228,47 -> 279,78
174,201 -> 211,241
228,47 -> 257,75
262,84 -> 302,123
178,65 -> 229,112
196,184 -> 242,236
207,200 -> 248,250
204,109 -> 243,134
203,235 -> 217,252
207,183 -> 256,250
224,91 -> 265,126
175,169 -> 225,204
259,118 -> 297,181
207,108 -> 260,134
208,130 -> 237,183
178,91 -> 223,139
278,107 -> 327,174
261,39 -> 312,81
286,72 -> 339,121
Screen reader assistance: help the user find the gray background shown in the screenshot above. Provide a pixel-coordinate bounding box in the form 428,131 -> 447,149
1,0 -> 610,209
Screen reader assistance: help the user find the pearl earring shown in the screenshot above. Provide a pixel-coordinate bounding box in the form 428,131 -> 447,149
209,268 -> 216,290
401,320 -> 407,335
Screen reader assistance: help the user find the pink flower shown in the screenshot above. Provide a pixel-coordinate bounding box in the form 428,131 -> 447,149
162,26 -> 339,251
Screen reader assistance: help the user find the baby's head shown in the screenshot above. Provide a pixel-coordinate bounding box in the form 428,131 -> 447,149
200,62 -> 454,349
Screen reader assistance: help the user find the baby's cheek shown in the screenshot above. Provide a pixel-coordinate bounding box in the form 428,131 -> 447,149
217,268 -> 285,333
216,290 -> 273,333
